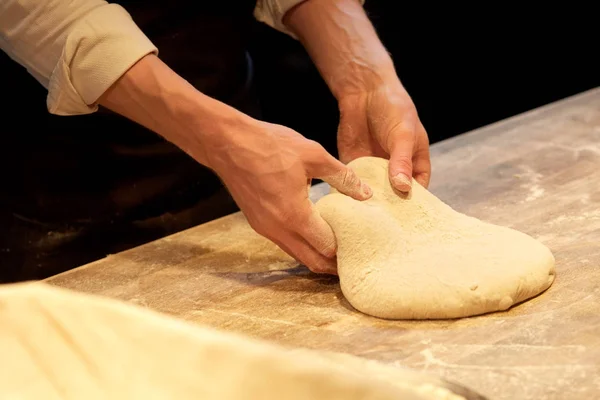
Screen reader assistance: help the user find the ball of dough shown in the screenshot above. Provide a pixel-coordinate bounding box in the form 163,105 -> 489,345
316,157 -> 556,320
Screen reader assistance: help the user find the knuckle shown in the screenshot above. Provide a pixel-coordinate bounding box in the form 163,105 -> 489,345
393,155 -> 413,170
305,139 -> 325,154
278,206 -> 303,226
321,245 -> 337,259
341,167 -> 351,187
341,167 -> 359,188
247,219 -> 268,237
382,121 -> 414,150
247,213 -> 282,240
302,140 -> 330,171
389,120 -> 415,137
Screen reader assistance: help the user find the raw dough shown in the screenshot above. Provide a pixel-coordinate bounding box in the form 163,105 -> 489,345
316,156 -> 556,319
0,282 -> 485,400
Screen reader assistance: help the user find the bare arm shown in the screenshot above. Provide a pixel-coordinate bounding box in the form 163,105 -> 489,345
1,0 -> 371,273
283,0 -> 395,100
98,54 -> 247,168
100,53 -> 372,274
97,53 -> 373,274
284,0 -> 431,190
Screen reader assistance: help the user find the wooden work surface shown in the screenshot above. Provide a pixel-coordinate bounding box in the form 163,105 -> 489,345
46,89 -> 600,400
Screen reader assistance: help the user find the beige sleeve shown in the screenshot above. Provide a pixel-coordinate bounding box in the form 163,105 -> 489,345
0,0 -> 158,116
253,0 -> 366,38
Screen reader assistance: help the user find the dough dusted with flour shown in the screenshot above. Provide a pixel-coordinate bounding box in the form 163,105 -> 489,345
316,156 -> 556,319
0,282 -> 480,400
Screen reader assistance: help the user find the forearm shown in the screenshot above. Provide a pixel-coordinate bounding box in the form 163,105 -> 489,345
283,0 -> 398,100
1,0 -> 249,168
99,54 -> 251,168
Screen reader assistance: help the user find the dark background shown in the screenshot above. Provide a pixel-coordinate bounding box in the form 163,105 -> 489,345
249,3 -> 599,155
1,2 -> 598,281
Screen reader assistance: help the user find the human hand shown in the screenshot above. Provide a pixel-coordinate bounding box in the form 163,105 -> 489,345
337,82 -> 431,192
281,0 -> 430,192
204,117 -> 373,274
97,54 -> 370,274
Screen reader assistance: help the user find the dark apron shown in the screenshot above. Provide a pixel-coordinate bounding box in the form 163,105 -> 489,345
0,0 -> 259,282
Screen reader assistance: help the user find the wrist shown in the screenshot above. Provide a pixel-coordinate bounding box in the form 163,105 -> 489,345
100,54 -> 254,170
335,69 -> 408,111
174,91 -> 254,169
330,61 -> 398,101
284,0 -> 399,101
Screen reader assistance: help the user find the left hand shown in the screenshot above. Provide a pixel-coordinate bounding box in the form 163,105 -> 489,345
337,81 -> 431,192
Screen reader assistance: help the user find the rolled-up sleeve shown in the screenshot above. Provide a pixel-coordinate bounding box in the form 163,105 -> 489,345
254,0 -> 307,37
254,0 -> 365,38
0,0 -> 158,115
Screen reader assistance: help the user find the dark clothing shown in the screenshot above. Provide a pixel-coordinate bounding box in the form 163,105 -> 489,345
0,1 -> 260,282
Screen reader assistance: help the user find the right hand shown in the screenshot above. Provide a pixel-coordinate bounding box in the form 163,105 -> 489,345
203,117 -> 373,274
96,54 -> 370,273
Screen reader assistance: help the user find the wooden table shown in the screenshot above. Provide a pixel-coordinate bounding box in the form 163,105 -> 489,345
47,88 -> 600,400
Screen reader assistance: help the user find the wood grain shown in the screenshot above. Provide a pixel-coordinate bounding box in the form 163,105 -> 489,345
46,88 -> 600,400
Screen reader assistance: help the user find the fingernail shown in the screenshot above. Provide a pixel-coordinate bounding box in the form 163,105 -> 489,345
392,173 -> 412,192
361,182 -> 373,198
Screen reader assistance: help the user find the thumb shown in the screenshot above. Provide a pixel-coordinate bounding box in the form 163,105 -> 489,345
307,147 -> 372,201
387,129 -> 415,193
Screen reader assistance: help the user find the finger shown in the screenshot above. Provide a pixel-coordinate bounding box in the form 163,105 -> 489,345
387,124 -> 416,193
412,152 -> 431,188
412,124 -> 431,188
337,117 -> 388,164
272,232 -> 337,275
296,203 -> 338,259
305,144 -> 372,201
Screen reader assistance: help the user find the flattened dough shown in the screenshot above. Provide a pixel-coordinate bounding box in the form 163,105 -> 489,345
316,156 -> 556,320
0,282 -> 485,400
